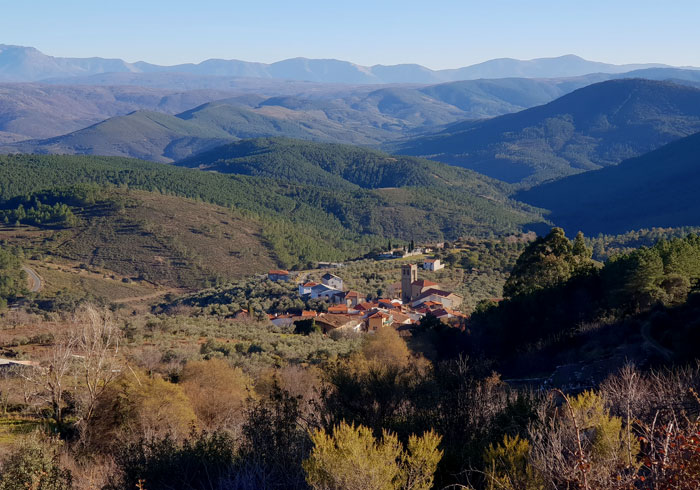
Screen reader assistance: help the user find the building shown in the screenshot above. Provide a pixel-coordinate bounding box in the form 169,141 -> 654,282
308,283 -> 339,300
411,288 -> 463,309
321,272 -> 344,291
327,304 -> 349,314
343,290 -> 361,307
314,314 -> 364,335
366,311 -> 392,332
423,258 -> 445,271
401,264 -> 418,303
299,281 -> 318,295
410,279 -> 439,302
268,270 -> 290,282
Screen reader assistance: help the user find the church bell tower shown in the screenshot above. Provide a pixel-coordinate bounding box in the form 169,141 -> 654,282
401,263 -> 418,304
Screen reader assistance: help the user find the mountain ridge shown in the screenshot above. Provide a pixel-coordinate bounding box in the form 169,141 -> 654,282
515,131 -> 700,235
0,44 -> 685,84
396,78 -> 700,185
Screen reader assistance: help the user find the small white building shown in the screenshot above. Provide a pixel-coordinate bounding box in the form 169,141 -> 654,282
423,258 -> 445,271
309,283 -> 340,300
321,272 -> 344,291
299,282 -> 318,296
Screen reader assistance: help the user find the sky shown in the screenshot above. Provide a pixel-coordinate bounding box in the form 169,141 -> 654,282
2,0 -> 699,69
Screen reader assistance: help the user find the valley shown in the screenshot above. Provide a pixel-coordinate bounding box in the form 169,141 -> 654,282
0,36 -> 699,490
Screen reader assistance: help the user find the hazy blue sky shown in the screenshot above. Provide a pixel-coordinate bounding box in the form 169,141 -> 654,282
3,0 -> 698,68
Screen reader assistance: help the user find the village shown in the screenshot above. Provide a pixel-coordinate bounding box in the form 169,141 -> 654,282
266,255 -> 467,337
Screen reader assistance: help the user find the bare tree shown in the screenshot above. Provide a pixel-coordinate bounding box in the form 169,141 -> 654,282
22,329 -> 77,426
73,305 -> 121,429
20,305 -> 121,431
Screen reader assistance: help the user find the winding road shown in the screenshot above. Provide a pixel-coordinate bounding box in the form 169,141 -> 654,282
22,266 -> 43,293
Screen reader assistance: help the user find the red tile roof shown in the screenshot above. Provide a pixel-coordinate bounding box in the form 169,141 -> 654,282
412,279 -> 438,287
356,302 -> 378,311
303,281 -> 318,287
368,311 -> 390,319
269,270 -> 289,275
300,310 -> 317,317
328,305 -> 349,314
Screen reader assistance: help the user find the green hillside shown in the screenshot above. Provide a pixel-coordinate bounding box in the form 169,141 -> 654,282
515,131 -> 700,235
2,101 -> 395,162
176,138 -> 546,238
0,151 -> 546,279
177,137 -> 511,191
397,79 -> 700,185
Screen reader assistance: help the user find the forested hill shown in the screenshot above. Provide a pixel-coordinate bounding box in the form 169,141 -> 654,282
396,79 -> 700,186
0,153 -> 546,271
515,131 -> 700,235
176,137 -> 512,193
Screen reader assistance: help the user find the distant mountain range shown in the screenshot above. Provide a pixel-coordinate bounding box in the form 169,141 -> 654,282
0,44 -> 688,84
396,79 -> 700,185
7,77 -> 700,170
0,84 -> 241,143
0,76 -> 612,157
516,131 -> 700,235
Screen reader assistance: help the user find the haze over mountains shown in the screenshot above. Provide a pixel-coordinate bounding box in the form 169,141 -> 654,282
0,76 -> 613,157
0,44 -> 685,84
1,43 -> 699,239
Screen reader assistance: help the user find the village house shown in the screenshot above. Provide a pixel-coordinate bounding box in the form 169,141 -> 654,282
321,272 -> 344,290
410,278 -> 439,303
411,288 -> 463,309
423,258 -> 445,271
306,283 -> 339,300
314,314 -> 364,335
268,270 -> 291,282
299,281 -> 318,295
341,290 -> 361,307
366,311 -> 392,332
327,304 -> 349,314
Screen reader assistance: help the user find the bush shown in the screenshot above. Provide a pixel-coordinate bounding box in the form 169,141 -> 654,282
0,437 -> 72,490
303,421 -> 442,490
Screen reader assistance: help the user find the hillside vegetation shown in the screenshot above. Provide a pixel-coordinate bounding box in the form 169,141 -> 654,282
0,151 -> 545,285
397,79 -> 700,185
516,131 -> 700,235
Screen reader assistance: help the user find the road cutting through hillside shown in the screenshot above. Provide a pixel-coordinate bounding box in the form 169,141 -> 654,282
22,266 -> 42,292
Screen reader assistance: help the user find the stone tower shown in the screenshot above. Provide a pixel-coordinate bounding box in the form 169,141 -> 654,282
401,263 -> 418,304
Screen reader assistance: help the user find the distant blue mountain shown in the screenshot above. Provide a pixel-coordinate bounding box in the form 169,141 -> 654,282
0,44 -> 686,84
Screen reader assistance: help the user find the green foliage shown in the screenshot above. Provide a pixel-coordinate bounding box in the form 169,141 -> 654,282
107,431 -> 236,490
0,245 -> 25,305
483,435 -> 542,490
568,390 -> 638,473
0,202 -> 78,228
603,233 -> 700,310
294,319 -> 321,336
471,231 -> 700,376
303,421 -> 442,490
503,228 -> 596,298
0,437 -> 72,490
0,151 -> 545,272
240,384 -> 312,488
